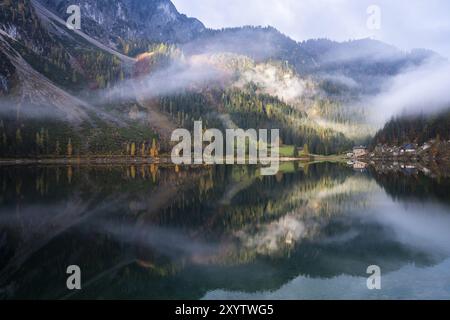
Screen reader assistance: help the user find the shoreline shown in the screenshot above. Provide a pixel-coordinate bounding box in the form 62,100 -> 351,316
0,156 -> 322,166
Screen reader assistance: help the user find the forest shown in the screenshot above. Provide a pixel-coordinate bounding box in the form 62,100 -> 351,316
372,109 -> 450,146
2,1 -> 444,159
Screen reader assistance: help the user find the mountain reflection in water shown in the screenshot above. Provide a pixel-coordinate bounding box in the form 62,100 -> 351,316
0,162 -> 449,299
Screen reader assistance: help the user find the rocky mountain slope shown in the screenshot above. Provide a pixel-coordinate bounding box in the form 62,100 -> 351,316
39,0 -> 206,44
31,1 -> 439,90
0,0 -> 445,158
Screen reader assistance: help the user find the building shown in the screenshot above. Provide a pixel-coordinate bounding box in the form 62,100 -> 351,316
392,146 -> 400,157
352,146 -> 368,158
401,143 -> 417,154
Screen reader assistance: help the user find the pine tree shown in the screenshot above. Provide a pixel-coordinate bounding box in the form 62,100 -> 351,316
150,138 -> 159,157
67,138 -> 73,157
45,129 -> 49,154
55,140 -> 61,156
15,128 -> 22,145
0,121 -> 5,147
302,143 -> 310,156
36,132 -> 41,153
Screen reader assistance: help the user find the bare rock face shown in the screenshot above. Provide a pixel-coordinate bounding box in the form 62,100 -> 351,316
38,0 -> 206,45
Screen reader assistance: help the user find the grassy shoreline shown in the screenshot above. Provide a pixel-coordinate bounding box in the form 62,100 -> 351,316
0,154 -> 347,166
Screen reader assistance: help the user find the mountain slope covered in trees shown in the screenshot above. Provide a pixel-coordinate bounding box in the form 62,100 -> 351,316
373,109 -> 450,146
0,0 -> 446,158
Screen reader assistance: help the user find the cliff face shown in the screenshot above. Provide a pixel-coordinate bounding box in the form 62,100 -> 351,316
38,0 -> 206,44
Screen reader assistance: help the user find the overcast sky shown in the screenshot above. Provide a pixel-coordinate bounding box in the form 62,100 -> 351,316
172,0 -> 450,58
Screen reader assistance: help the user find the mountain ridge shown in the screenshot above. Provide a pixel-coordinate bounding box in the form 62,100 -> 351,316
38,0 -> 206,44
0,0 -> 447,157
34,0 -> 442,80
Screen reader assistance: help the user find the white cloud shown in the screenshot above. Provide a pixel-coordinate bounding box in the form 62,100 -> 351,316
367,58 -> 450,124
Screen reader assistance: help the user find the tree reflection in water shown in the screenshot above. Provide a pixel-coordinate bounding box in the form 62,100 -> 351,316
0,162 -> 449,299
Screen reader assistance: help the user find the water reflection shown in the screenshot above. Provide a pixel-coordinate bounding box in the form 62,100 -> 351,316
0,162 -> 449,299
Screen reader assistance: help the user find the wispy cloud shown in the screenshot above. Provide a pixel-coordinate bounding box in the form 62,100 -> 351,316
98,57 -> 225,103
366,57 -> 450,124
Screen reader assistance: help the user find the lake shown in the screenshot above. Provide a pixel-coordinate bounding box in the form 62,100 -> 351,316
0,162 -> 450,299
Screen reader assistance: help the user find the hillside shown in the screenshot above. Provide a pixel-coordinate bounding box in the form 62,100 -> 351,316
0,0 -> 157,157
0,0 -> 445,158
373,109 -> 450,146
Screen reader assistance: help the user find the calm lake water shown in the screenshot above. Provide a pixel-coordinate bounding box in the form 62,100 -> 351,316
0,162 -> 450,300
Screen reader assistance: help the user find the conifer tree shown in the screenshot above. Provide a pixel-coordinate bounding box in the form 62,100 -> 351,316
67,138 -> 73,157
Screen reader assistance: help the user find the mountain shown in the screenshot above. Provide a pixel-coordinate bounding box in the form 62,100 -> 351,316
0,0 -> 158,158
39,0 -> 206,44
183,28 -> 439,95
0,0 -> 445,158
12,0 -> 439,95
0,0 -> 130,119
0,0 -> 86,119
30,1 -> 439,91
